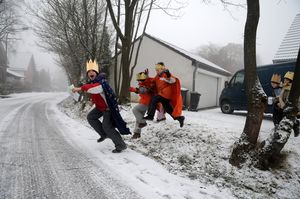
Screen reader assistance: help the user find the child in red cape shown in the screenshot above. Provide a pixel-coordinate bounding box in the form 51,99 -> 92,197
143,62 -> 185,127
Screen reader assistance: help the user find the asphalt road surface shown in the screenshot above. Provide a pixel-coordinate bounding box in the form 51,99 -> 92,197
0,93 -> 142,199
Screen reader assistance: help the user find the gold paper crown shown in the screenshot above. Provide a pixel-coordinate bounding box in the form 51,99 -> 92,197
284,71 -> 294,81
271,74 -> 281,84
86,59 -> 99,73
136,72 -> 148,81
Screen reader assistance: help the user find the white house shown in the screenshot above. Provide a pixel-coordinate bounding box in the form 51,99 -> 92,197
6,67 -> 25,83
110,33 -> 231,109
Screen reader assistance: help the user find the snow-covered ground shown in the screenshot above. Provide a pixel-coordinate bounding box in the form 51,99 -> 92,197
58,94 -> 300,199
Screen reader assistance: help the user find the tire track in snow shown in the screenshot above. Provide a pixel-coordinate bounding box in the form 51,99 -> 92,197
0,93 -> 142,199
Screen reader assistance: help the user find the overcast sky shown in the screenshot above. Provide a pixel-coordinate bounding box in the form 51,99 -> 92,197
10,0 -> 300,74
147,0 -> 300,65
7,0 -> 58,74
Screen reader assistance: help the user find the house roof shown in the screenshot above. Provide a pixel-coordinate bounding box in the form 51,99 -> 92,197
7,68 -> 25,78
144,33 -> 231,76
273,14 -> 300,63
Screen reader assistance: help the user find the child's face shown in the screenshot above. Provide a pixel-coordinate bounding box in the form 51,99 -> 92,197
271,82 -> 279,88
284,78 -> 291,85
155,64 -> 165,74
87,70 -> 97,80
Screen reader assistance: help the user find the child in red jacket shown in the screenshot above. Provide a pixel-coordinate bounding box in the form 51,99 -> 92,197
129,69 -> 154,139
72,60 -> 127,153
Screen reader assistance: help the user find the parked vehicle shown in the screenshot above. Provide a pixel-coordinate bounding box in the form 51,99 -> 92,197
219,61 -> 296,114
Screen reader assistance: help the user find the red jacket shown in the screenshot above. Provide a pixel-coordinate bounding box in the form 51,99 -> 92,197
130,78 -> 154,105
138,78 -> 154,105
81,83 -> 108,112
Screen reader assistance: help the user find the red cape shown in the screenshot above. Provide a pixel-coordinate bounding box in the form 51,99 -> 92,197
170,77 -> 182,118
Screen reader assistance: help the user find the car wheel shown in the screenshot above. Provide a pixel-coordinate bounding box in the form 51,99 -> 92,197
221,101 -> 234,114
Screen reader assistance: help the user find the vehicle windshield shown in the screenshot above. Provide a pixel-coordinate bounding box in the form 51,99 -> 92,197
229,71 -> 244,86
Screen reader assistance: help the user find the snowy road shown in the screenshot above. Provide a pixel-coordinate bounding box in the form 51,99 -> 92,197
0,93 -> 141,199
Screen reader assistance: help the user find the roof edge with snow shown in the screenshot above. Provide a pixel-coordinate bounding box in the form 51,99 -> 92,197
7,68 -> 25,78
143,33 -> 231,77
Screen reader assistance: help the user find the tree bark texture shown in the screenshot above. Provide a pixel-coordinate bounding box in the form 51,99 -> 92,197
230,0 -> 267,167
106,0 -> 151,103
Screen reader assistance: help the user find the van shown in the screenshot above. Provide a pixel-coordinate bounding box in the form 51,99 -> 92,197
219,61 -> 296,114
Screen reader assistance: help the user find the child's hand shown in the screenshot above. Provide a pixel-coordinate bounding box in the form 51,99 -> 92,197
72,87 -> 81,93
129,87 -> 136,92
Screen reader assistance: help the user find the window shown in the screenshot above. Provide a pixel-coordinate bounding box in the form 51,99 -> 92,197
234,72 -> 244,85
230,71 -> 244,86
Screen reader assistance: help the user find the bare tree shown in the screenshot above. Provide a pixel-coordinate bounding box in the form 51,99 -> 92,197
229,0 -> 268,167
0,0 -> 19,41
105,0 -> 186,103
0,0 -> 21,74
31,0 -> 110,85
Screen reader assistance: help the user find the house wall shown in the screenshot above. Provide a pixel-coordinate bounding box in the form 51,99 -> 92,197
194,67 -> 228,108
110,35 -> 229,109
111,36 -> 195,102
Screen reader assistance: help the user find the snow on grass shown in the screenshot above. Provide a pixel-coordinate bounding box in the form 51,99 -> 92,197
58,95 -> 300,199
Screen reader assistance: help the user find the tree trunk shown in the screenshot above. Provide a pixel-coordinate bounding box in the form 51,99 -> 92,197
119,38 -> 131,103
230,0 -> 267,167
256,48 -> 300,170
106,0 -> 154,103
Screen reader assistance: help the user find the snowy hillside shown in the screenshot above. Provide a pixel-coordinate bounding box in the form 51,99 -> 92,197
59,96 -> 300,199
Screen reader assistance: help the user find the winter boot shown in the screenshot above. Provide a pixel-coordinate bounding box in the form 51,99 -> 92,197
132,132 -> 141,139
112,145 -> 127,153
156,117 -> 166,122
97,136 -> 107,143
175,116 -> 185,128
138,122 -> 147,128
143,115 -> 154,120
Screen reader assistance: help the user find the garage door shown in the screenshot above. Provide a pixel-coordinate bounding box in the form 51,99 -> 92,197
195,73 -> 218,109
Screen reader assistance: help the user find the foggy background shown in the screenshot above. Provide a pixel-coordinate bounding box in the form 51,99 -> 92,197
8,0 -> 300,89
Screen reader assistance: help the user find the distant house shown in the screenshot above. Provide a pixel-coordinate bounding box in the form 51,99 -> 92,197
273,14 -> 300,63
6,54 -> 38,90
6,67 -> 25,84
111,33 -> 231,109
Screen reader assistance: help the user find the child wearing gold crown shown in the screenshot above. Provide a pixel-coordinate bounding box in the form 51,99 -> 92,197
270,73 -> 282,126
143,62 -> 185,127
72,59 -> 128,153
129,69 -> 154,139
275,71 -> 299,137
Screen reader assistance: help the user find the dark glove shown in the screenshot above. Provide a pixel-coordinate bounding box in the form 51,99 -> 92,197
164,69 -> 171,78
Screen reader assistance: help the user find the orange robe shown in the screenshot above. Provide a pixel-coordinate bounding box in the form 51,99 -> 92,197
154,74 -> 182,118
138,78 -> 154,106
